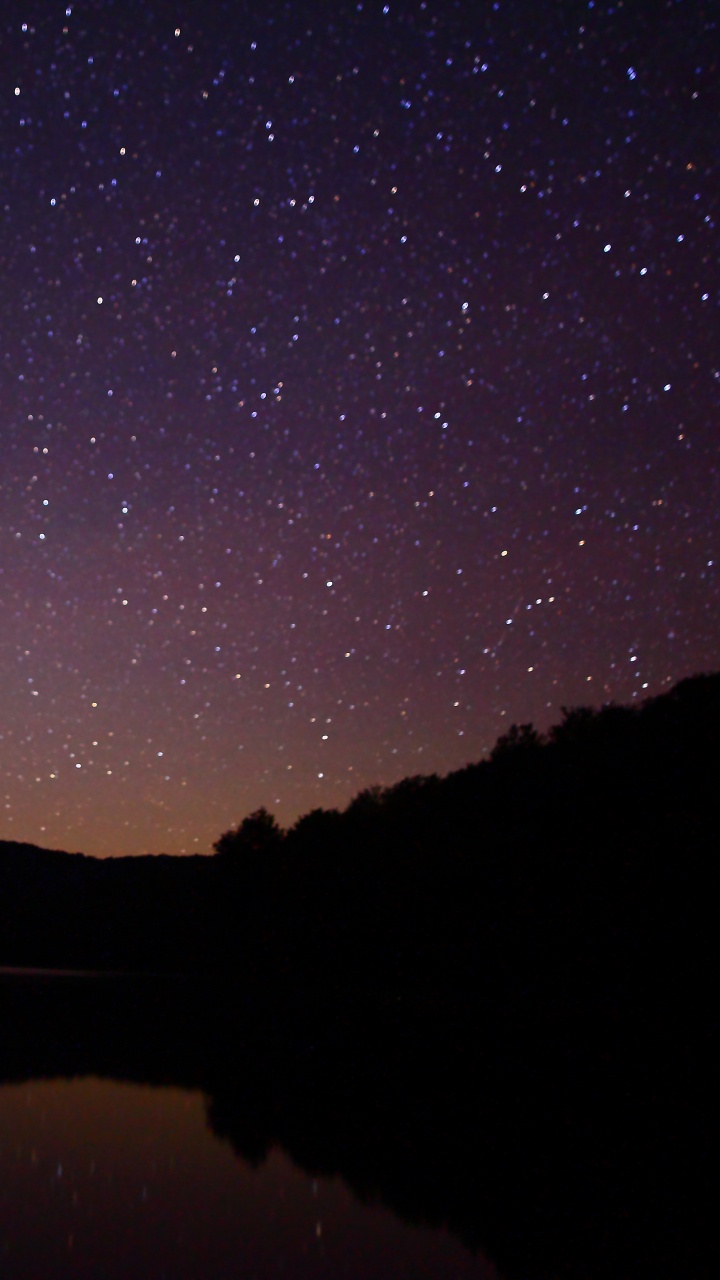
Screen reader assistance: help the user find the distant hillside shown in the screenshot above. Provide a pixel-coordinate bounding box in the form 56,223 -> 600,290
1,670 -> 717,980
1,673 -> 716,1280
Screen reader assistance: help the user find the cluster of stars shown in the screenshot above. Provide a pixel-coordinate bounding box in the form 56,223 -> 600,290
0,0 -> 717,855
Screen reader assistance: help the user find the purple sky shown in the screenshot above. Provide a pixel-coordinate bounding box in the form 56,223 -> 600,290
1,0 -> 717,855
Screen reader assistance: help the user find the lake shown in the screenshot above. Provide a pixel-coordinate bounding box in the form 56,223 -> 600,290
0,1075 -> 497,1280
0,967 -> 708,1279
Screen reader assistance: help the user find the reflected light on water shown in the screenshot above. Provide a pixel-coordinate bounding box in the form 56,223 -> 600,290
0,1077 -> 498,1280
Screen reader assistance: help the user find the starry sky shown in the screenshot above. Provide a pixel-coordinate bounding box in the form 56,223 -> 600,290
1,0 -> 717,857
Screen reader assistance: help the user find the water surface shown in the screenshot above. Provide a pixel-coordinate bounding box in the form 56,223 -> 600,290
0,1076 -> 498,1280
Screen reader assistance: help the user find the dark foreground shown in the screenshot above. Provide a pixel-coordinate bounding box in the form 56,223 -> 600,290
0,962 -> 712,1280
0,675 -> 716,1277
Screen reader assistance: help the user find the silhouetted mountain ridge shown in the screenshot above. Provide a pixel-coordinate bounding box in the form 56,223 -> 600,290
1,671 -> 717,982
0,672 -> 716,1277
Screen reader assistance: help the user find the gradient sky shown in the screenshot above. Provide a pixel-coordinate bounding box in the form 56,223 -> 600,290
1,0 -> 717,856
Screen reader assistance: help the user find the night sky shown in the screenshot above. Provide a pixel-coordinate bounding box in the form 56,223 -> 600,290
1,0 -> 717,857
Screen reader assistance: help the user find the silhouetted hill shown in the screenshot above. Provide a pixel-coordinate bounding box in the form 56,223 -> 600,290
0,672 -> 716,1277
1,671 -> 717,983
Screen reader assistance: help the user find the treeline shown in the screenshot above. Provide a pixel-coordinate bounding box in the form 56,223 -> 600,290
0,672 -> 716,1278
0,671 -> 717,1005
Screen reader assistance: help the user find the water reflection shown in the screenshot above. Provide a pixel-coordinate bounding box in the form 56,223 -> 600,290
0,1076 -> 497,1280
0,969 -> 708,1280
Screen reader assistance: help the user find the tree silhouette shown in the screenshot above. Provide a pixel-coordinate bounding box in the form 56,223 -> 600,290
489,722 -> 543,760
213,807 -> 284,858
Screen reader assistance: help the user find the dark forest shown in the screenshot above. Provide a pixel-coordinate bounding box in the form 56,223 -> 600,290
1,673 -> 716,1279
